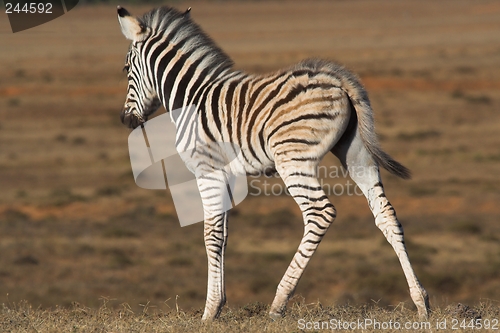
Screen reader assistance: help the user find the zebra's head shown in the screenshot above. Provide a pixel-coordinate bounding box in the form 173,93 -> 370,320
117,6 -> 161,129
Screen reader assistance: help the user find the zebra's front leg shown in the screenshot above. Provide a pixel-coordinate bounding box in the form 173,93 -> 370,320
269,166 -> 336,319
196,169 -> 232,320
202,212 -> 228,320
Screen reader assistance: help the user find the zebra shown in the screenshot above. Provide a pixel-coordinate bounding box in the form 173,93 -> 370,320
116,5 -> 430,320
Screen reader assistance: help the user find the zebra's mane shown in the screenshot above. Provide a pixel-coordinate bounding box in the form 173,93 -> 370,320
138,6 -> 234,70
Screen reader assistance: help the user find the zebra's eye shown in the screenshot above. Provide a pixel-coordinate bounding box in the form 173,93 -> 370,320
123,65 -> 130,73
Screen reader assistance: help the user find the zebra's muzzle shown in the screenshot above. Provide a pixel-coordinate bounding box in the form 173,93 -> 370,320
121,108 -> 145,129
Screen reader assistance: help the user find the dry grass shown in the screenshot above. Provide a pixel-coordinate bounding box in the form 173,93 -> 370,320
1,0 -> 500,330
1,300 -> 499,332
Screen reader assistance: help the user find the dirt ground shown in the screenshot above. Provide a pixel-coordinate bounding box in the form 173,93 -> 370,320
0,0 -> 499,315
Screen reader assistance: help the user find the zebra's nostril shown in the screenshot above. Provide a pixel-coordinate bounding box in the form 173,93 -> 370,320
120,106 -> 134,126
120,107 -> 144,129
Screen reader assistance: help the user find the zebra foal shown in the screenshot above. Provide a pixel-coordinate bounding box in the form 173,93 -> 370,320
117,6 -> 429,320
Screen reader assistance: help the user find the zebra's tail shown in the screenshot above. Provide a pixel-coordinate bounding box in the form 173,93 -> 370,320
335,65 -> 411,180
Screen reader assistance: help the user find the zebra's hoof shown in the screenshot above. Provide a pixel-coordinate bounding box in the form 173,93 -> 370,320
269,311 -> 283,321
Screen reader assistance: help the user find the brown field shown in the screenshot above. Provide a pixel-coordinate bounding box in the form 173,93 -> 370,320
0,0 -> 500,331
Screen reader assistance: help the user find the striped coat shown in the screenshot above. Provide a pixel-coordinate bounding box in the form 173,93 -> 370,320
117,6 -> 429,321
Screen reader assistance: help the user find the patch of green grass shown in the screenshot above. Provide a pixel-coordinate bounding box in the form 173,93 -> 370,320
474,153 -> 500,162
451,89 -> 465,99
249,276 -> 276,294
13,255 -> 39,266
95,185 -> 123,197
450,220 -> 482,235
72,136 -> 87,145
16,190 -> 28,198
421,271 -> 462,294
54,134 -> 68,142
416,148 -> 453,156
454,66 -> 476,74
242,208 -> 300,231
14,68 -> 26,78
464,94 -> 492,105
408,185 -> 438,197
405,239 -> 438,266
451,90 -> 492,105
260,252 -> 289,263
41,71 -> 54,83
102,227 -> 139,239
105,249 -> 134,269
168,257 -> 194,267
397,129 -> 441,141
2,208 -> 31,222
48,188 -> 87,206
7,98 -> 20,107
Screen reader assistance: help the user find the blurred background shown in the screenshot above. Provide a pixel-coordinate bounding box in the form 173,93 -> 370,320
0,0 -> 499,313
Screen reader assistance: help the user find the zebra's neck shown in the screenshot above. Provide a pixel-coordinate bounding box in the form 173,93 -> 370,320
139,7 -> 234,114
152,51 -> 235,115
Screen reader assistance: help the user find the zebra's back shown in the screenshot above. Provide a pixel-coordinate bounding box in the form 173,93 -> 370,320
193,59 -> 355,176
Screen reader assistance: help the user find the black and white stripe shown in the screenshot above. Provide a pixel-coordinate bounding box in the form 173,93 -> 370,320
117,6 -> 429,321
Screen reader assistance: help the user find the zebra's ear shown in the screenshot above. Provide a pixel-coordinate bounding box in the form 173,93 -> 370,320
117,6 -> 148,42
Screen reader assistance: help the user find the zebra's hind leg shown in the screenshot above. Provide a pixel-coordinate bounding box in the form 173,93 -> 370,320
356,173 -> 429,319
363,179 -> 429,319
332,131 -> 430,319
269,163 -> 336,319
